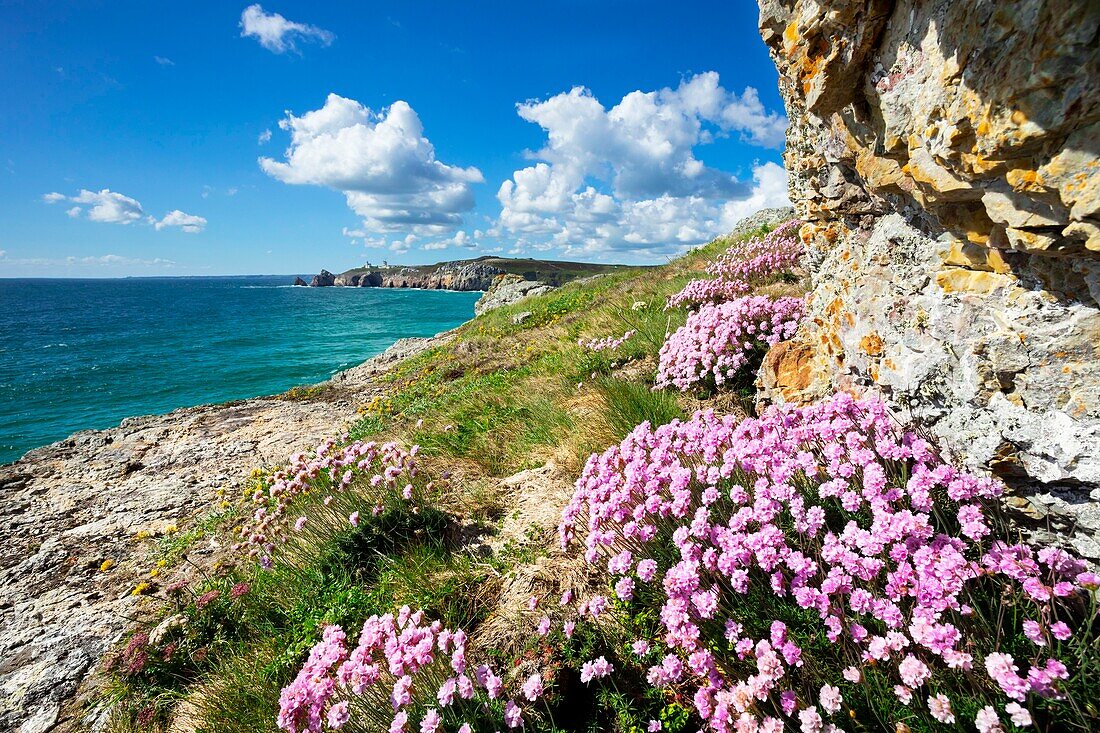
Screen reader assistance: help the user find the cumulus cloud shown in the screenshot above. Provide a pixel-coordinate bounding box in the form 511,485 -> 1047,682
155,210 -> 208,233
43,189 -> 206,233
45,188 -> 145,224
260,93 -> 483,236
240,4 -> 334,54
495,72 -> 789,259
258,128 -> 272,144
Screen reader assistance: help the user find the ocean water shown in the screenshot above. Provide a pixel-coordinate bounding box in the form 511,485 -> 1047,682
0,277 -> 480,464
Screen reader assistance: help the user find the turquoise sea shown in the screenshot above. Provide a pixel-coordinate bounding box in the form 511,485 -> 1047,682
0,277 -> 480,464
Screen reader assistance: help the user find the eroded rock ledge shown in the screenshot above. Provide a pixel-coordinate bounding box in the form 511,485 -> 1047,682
757,0 -> 1100,559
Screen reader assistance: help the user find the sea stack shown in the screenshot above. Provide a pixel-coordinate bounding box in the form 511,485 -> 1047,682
309,270 -> 335,287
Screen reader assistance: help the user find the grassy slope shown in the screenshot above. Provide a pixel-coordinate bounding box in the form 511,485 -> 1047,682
102,224 -> 786,733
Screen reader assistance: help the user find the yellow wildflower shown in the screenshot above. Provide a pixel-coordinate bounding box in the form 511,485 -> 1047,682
99,559 -> 115,572
132,582 -> 151,596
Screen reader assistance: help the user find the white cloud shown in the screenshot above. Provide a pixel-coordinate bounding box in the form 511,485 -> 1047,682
240,4 -> 334,54
45,188 -> 145,224
423,230 -> 474,250
260,93 -> 483,236
0,249 -> 5,259
495,73 -> 789,258
44,188 -> 206,233
154,56 -> 175,66
258,129 -> 272,144
155,210 -> 207,233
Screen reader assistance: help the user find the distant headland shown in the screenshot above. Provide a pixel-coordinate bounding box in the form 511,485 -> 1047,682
297,255 -> 643,291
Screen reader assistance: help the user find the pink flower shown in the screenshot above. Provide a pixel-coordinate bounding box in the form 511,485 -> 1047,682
1005,703 -> 1032,727
326,701 -> 349,729
559,589 -> 573,605
389,711 -> 408,733
563,620 -> 576,639
818,684 -> 842,714
580,656 -> 612,684
522,673 -> 543,701
1023,620 -> 1045,646
842,666 -> 861,683
928,694 -> 955,724
294,516 -> 307,531
504,700 -> 524,729
349,511 -> 360,527
898,654 -> 931,688
797,707 -> 823,733
536,616 -> 551,637
647,721 -> 662,732
1050,621 -> 1072,641
975,706 -> 1003,733
419,709 -> 441,733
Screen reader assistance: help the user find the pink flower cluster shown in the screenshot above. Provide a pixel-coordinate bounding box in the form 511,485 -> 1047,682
665,278 -> 749,309
559,392 -> 1092,732
666,220 -> 802,309
235,438 -> 424,566
655,296 -> 804,391
278,606 -> 536,733
580,329 -> 637,352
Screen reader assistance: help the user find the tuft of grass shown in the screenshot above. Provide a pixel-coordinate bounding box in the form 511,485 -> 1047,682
594,376 -> 684,441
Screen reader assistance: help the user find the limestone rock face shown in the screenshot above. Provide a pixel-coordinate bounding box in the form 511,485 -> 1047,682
757,0 -> 1100,558
474,274 -> 555,316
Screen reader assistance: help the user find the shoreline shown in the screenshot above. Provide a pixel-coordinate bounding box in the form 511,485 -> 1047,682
0,329 -> 457,732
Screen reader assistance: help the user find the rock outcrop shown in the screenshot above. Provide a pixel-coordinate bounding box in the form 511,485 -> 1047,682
757,0 -> 1100,558
292,277 -> 308,287
474,274 -> 555,315
309,270 -> 335,287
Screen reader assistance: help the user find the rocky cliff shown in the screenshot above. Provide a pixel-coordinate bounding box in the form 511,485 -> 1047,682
305,257 -> 640,292
474,274 -> 555,315
757,0 -> 1100,559
334,261 -> 506,291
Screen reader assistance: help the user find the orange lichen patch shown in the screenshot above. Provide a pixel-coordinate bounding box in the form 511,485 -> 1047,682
845,312 -> 855,327
1010,109 -> 1029,126
941,240 -> 1011,274
935,268 -> 1013,295
782,21 -> 800,52
859,332 -> 885,357
1007,167 -> 1044,192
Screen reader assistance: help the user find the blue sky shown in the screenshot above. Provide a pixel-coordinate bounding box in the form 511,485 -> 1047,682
0,1 -> 788,277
